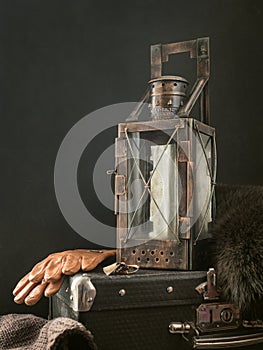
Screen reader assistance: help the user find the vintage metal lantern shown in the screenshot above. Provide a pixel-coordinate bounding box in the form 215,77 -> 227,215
115,38 -> 216,270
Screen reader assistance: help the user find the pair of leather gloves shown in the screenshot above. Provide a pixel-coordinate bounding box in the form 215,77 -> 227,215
13,249 -> 116,306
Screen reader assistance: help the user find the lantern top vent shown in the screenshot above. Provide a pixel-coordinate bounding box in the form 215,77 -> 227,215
149,75 -> 189,84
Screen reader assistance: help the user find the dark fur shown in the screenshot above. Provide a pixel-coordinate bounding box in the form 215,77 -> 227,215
212,184 -> 263,318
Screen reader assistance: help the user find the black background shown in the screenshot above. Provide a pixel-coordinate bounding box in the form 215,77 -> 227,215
0,0 -> 262,317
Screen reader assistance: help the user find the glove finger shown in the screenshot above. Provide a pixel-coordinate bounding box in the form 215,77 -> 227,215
29,257 -> 51,283
44,277 -> 65,297
43,257 -> 63,283
24,282 -> 48,306
62,255 -> 81,275
13,280 -> 40,304
13,272 -> 31,296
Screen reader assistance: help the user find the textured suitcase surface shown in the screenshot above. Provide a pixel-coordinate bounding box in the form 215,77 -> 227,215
50,268 -> 207,350
50,268 -> 263,350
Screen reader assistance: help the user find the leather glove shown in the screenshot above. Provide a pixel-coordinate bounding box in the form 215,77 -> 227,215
13,249 -> 116,306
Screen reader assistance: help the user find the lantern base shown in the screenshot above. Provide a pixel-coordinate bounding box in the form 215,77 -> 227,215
117,238 -> 212,271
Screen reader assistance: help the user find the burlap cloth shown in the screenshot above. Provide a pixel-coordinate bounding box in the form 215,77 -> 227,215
0,314 -> 97,349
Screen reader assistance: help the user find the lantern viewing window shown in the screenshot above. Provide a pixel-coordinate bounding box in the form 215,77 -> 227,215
115,38 -> 216,270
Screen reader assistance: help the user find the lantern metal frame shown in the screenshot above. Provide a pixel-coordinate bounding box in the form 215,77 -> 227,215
115,37 -> 216,270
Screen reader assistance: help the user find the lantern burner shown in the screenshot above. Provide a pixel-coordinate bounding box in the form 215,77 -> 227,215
149,75 -> 189,120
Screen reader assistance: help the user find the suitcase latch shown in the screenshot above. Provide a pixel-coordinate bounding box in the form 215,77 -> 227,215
195,268 -> 219,301
196,302 -> 241,332
70,273 -> 96,312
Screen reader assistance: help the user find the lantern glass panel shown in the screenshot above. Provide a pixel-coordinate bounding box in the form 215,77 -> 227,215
194,133 -> 213,237
125,129 -> 179,243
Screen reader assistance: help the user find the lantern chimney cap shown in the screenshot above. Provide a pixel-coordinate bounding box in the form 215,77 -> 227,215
149,75 -> 189,85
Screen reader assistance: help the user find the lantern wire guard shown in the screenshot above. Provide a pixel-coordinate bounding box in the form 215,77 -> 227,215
124,125 -> 181,243
194,125 -> 217,244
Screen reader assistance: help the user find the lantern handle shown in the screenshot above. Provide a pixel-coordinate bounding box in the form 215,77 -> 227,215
150,37 -> 210,124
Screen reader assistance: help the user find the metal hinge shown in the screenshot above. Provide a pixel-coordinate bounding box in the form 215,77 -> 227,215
115,138 -> 127,158
114,174 -> 126,214
115,174 -> 126,196
69,273 -> 96,312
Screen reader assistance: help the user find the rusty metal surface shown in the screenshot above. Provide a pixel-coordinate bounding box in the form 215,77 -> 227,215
196,303 -> 241,332
118,118 -> 184,134
149,76 -> 189,119
120,240 -> 188,270
150,39 -> 197,79
150,37 -> 210,124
